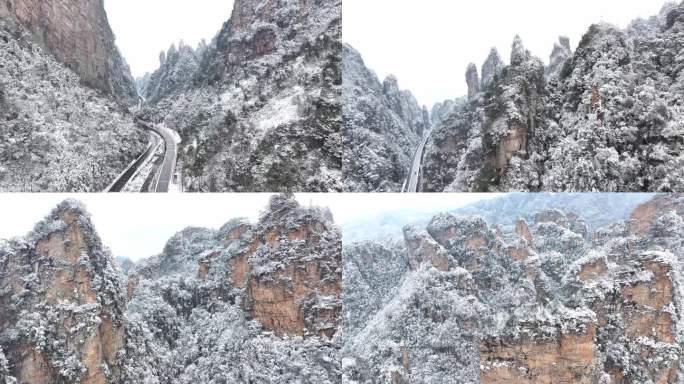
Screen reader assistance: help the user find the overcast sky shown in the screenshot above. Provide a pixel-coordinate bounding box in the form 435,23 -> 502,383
343,0 -> 672,107
104,0 -> 234,78
0,194 -> 499,261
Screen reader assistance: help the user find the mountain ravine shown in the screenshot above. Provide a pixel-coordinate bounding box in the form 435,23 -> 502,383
344,2 -> 684,193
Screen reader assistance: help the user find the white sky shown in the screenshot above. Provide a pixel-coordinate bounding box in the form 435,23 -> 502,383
0,194 -> 499,261
104,0 -> 234,78
343,0 -> 672,106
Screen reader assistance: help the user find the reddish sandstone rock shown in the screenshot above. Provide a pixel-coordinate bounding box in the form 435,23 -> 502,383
481,324 -> 599,384
0,201 -> 127,383
403,226 -> 450,271
515,218 -> 534,245
629,195 -> 684,236
200,195 -> 341,339
0,0 -> 137,100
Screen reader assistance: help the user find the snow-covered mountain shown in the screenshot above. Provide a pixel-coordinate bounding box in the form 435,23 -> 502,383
0,18 -> 147,192
342,192 -> 654,243
344,2 -> 684,193
421,3 -> 684,192
141,0 -> 343,192
0,195 -> 341,382
343,194 -> 684,383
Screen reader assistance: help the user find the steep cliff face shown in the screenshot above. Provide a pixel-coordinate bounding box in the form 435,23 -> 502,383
415,3 -> 684,192
122,194 -> 341,382
0,200 -> 127,383
343,44 -> 428,192
144,0 -> 342,192
343,194 -> 683,383
241,195 -> 341,338
0,0 -> 137,101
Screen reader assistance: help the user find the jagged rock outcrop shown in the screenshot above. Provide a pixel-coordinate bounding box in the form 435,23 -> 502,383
414,3 -> 684,192
141,41 -> 203,103
466,63 -> 480,99
0,200 -> 127,383
481,48 -> 504,90
0,0 -> 137,101
343,194 -> 683,383
546,36 -> 572,78
122,194 -> 341,382
232,194 -> 342,338
430,99 -> 456,127
343,44 -> 427,192
144,0 -> 342,192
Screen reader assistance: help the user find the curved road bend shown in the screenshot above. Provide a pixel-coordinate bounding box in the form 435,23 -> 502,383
151,123 -> 177,193
108,120 -> 177,193
107,125 -> 161,193
406,129 -> 432,193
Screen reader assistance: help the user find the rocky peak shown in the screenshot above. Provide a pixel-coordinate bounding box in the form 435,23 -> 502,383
515,218 -> 533,245
465,63 -> 480,99
0,200 -> 127,383
481,47 -> 504,90
381,75 -> 430,137
343,44 -> 422,191
382,75 -> 401,96
534,208 -> 570,228
666,6 -> 684,29
629,194 -> 684,236
0,0 -> 137,101
546,36 -> 572,78
194,194 -> 341,339
229,0 -> 278,34
430,99 -> 456,126
142,40 -> 201,102
427,213 -> 491,252
245,194 -> 341,338
403,225 -> 449,271
510,35 -> 531,66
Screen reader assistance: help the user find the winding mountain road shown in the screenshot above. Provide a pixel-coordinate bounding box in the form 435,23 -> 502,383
150,122 -> 177,193
107,119 -> 177,193
405,128 -> 432,193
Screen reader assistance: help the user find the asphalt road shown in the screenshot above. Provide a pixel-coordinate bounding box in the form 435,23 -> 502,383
406,129 -> 432,193
107,119 -> 177,193
151,123 -> 177,193
107,136 -> 159,193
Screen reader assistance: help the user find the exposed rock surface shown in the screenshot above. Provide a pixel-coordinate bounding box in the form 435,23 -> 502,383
123,194 -> 341,382
343,44 -> 428,192
343,194 -> 683,383
481,48 -> 504,90
546,36 -> 572,78
0,0 -> 137,101
0,200 -> 127,383
140,41 -> 204,104
465,63 -> 480,99
143,0 -> 343,192
430,99 -> 456,127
